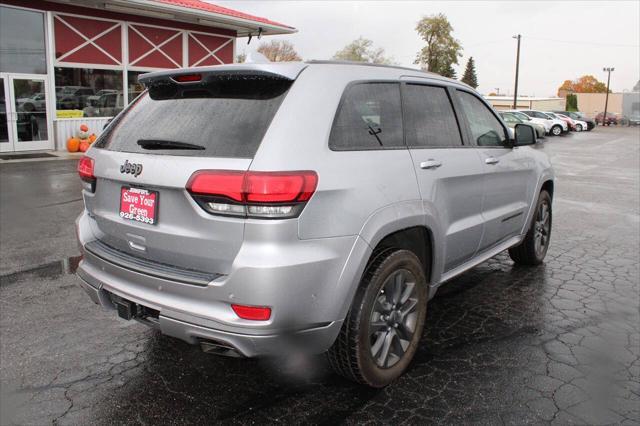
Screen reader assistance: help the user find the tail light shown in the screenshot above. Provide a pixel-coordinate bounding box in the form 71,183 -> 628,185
77,156 -> 96,192
186,170 -> 318,219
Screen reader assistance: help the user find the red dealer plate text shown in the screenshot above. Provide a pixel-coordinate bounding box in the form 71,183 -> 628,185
119,187 -> 158,225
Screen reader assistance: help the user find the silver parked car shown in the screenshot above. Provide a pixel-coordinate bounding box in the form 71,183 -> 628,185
75,61 -> 555,387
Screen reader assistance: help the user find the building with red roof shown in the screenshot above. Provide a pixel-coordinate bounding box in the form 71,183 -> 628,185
0,0 -> 295,153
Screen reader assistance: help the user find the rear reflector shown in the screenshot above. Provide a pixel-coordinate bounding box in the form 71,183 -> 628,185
231,304 -> 271,321
186,170 -> 318,219
173,74 -> 202,83
77,156 -> 95,183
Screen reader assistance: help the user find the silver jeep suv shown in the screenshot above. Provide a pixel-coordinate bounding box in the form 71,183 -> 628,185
76,61 -> 554,387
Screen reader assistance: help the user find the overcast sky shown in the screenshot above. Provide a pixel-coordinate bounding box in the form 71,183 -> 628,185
216,1 -> 640,97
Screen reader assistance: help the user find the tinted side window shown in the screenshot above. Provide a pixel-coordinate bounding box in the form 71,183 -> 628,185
457,91 -> 508,147
330,83 -> 403,150
403,84 -> 462,148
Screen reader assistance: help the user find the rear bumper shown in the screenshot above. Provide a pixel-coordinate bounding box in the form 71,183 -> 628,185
75,211 -> 363,357
77,273 -> 342,357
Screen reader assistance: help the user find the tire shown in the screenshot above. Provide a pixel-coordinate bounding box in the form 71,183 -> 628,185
327,249 -> 428,387
551,125 -> 562,136
509,190 -> 552,265
575,124 -> 583,132
23,103 -> 34,112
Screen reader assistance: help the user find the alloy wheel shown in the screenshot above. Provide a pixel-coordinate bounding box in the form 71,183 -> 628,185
369,269 -> 419,368
534,200 -> 551,257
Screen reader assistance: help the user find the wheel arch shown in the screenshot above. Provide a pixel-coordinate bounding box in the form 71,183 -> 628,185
334,203 -> 439,323
541,179 -> 554,200
369,226 -> 433,286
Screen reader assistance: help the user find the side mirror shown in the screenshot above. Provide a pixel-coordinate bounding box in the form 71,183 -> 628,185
514,123 -> 536,146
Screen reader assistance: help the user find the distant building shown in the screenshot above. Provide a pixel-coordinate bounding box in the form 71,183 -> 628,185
574,93 -> 624,116
572,91 -> 638,117
483,96 -> 565,111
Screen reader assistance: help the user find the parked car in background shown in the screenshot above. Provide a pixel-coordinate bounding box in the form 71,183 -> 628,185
595,111 -> 619,126
616,114 -> 631,126
520,110 -> 568,136
627,113 -> 640,126
553,111 -> 596,130
505,110 -> 551,135
17,92 -> 46,112
555,113 -> 588,132
87,89 -> 118,106
499,111 -> 546,138
546,112 -> 577,131
56,86 -> 95,110
83,91 -> 125,117
75,61 -> 555,388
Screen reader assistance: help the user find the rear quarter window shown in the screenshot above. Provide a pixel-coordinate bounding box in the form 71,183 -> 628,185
329,82 -> 403,150
94,76 -> 292,158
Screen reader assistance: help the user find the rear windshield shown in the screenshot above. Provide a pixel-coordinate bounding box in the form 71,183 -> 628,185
93,75 -> 292,158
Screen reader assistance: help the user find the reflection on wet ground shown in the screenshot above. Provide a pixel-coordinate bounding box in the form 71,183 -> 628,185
1,236 -> 637,425
1,127 -> 639,424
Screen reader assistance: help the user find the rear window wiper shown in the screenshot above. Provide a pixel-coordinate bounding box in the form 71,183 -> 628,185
137,139 -> 205,150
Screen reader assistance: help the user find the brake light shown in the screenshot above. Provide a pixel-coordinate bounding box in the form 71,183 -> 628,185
231,304 -> 271,321
77,156 -> 95,183
173,74 -> 202,83
186,170 -> 318,219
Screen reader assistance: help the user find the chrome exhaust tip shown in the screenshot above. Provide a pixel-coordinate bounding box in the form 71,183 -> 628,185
199,339 -> 243,358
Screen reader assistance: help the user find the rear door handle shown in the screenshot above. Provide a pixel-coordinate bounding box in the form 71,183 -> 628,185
420,159 -> 442,169
485,157 -> 500,165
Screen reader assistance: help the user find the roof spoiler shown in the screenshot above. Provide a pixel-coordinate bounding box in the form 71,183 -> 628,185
139,63 -> 307,87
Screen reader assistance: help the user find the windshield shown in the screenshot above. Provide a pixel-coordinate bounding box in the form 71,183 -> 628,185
94,76 -> 292,158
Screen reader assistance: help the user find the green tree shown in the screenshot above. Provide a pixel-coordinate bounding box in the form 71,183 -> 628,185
565,94 -> 578,111
460,57 -> 478,88
414,13 -> 462,77
333,37 -> 394,64
441,63 -> 457,79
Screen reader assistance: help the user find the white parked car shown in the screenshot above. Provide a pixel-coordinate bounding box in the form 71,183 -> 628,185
554,113 -> 587,132
519,110 -> 568,136
505,110 -> 552,134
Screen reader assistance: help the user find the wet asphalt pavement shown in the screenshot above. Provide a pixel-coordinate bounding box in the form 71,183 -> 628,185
1,126 -> 639,425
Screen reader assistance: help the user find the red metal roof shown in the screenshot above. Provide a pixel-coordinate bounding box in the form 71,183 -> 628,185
152,0 -> 294,29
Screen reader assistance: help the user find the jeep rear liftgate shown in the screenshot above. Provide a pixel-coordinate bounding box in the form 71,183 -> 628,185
82,69 -> 298,275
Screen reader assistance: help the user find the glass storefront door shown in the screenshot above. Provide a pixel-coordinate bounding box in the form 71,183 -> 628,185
0,74 -> 53,152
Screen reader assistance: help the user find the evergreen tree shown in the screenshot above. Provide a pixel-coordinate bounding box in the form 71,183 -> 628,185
441,63 -> 457,79
461,57 -> 478,88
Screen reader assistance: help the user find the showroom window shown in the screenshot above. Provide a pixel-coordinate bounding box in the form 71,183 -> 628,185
0,6 -> 47,74
54,68 -> 123,118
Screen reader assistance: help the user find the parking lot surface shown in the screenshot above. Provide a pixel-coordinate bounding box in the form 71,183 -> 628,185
1,127 -> 639,425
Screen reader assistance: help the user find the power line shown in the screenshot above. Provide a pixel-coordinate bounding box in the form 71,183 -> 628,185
524,36 -> 639,48
466,37 -> 639,49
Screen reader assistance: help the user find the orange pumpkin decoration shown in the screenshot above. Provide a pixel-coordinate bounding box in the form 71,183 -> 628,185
89,134 -> 97,143
80,124 -> 89,132
79,140 -> 90,152
67,137 -> 80,152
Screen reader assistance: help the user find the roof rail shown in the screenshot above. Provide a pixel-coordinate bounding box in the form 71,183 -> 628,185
305,60 -> 440,76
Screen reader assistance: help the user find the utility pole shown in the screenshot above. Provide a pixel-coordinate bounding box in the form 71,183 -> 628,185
512,34 -> 521,109
602,67 -> 614,126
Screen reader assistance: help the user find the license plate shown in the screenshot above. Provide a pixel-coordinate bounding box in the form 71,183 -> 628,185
119,187 -> 158,225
